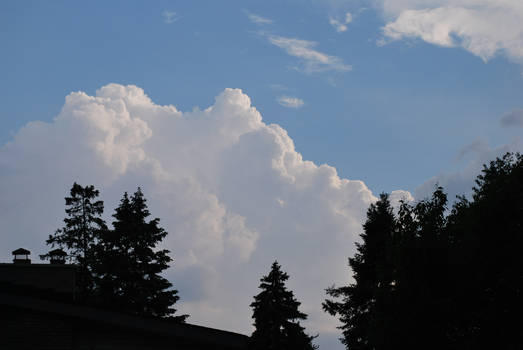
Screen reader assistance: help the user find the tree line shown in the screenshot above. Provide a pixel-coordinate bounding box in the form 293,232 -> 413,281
44,183 -> 318,348
44,152 -> 521,349
324,152 -> 523,349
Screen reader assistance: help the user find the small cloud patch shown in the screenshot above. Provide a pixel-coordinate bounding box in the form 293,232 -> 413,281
329,12 -> 353,33
246,11 -> 273,25
163,10 -> 179,24
270,84 -> 288,91
277,96 -> 304,108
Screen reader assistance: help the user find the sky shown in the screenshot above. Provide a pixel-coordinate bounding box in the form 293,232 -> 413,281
1,1 -> 522,349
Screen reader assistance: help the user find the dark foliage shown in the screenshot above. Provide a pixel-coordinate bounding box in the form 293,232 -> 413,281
44,184 -> 185,320
44,183 -> 107,300
325,153 -> 522,350
391,187 -> 451,350
445,152 -> 523,349
94,188 -> 187,320
323,193 -> 396,350
250,261 -> 317,350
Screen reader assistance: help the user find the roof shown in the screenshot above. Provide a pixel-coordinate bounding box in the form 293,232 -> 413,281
12,248 -> 30,255
1,292 -> 249,349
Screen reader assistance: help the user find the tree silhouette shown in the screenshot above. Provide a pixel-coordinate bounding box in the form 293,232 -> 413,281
325,153 -> 522,349
324,193 -> 396,350
250,261 -> 317,350
392,187 -> 451,350
95,188 -> 186,320
45,183 -> 107,299
446,152 -> 523,348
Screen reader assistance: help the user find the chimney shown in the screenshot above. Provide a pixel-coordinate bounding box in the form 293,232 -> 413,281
48,248 -> 67,265
12,248 -> 31,264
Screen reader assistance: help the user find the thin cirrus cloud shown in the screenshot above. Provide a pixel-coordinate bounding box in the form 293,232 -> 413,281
267,34 -> 352,73
162,10 -> 179,24
329,12 -> 353,33
277,96 -> 305,108
246,11 -> 273,25
269,83 -> 288,91
379,0 -> 523,64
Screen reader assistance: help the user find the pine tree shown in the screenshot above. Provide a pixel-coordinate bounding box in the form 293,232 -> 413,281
95,188 -> 186,320
250,261 -> 317,350
323,193 -> 396,350
45,183 -> 107,299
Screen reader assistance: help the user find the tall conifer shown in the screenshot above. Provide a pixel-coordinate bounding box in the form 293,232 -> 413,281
250,261 -> 317,350
95,188 -> 186,320
323,193 -> 396,349
45,183 -> 107,299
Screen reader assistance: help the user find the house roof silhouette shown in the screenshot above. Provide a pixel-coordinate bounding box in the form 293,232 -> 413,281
0,248 -> 248,350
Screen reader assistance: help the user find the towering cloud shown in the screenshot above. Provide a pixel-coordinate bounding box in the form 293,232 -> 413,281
0,84 -> 377,340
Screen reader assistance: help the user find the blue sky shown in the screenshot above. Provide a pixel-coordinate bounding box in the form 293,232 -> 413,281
3,0 -> 521,193
1,1 -> 522,348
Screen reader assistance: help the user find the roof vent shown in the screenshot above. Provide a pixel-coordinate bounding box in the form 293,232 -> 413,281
49,248 -> 67,265
12,248 -> 31,264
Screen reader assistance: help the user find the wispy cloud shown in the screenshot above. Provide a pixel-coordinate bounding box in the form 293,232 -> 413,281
329,12 -> 352,33
162,10 -> 179,24
267,35 -> 351,73
277,96 -> 305,108
246,11 -> 273,25
270,84 -> 288,91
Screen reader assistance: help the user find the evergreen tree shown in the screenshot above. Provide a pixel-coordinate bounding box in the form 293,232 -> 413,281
95,188 -> 186,320
323,193 -> 396,350
250,261 -> 317,350
392,187 -> 451,350
325,153 -> 522,349
446,152 -> 523,349
44,183 -> 107,299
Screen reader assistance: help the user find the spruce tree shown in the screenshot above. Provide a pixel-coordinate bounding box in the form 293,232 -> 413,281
250,261 -> 317,350
45,183 -> 107,299
95,188 -> 186,320
323,193 -> 396,350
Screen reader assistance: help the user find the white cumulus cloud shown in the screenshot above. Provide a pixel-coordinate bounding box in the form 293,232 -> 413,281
379,0 -> 523,64
0,84 -> 388,342
277,96 -> 305,108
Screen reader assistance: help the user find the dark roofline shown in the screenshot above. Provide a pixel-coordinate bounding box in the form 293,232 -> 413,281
0,263 -> 77,269
0,292 -> 249,348
12,248 -> 30,255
